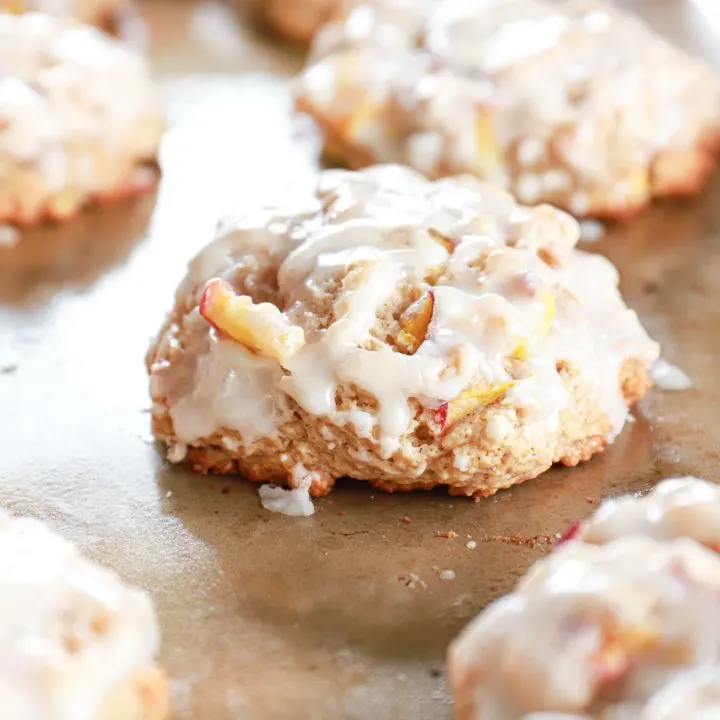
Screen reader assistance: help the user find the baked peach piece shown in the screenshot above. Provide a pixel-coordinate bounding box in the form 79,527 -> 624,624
0,12 -> 163,227
261,0 -> 340,44
0,0 -> 133,33
0,510 -> 168,720
296,0 -> 720,219
147,164 -> 658,499
448,537 -> 720,720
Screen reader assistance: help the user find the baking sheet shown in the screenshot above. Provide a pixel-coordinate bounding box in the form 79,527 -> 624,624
1,1 -> 720,718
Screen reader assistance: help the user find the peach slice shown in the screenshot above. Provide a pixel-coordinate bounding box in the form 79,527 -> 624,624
427,227 -> 454,253
591,627 -> 656,686
474,107 -> 502,176
396,291 -> 434,355
591,636 -> 629,686
556,520 -> 581,546
539,291 -> 556,335
434,381 -> 514,430
335,52 -> 359,89
511,338 -> 529,362
200,278 -> 305,366
625,167 -> 650,206
342,95 -> 383,140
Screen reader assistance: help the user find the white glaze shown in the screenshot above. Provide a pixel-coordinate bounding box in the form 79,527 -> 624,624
169,316 -> 289,447
156,165 -> 658,455
0,12 -> 161,194
451,537 -> 720,719
650,358 -> 693,391
299,0 -> 720,212
0,511 -> 160,720
0,223 -> 20,246
258,482 -> 315,517
641,666 -> 720,719
579,476 -> 720,550
578,219 -> 605,242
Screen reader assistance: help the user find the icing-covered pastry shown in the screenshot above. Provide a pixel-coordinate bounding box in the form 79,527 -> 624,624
296,0 -> 720,219
0,510 -> 168,720
0,0 -> 131,33
448,537 -> 720,720
147,164 -> 658,498
0,12 -> 163,226
566,476 -> 720,552
261,0 -> 339,44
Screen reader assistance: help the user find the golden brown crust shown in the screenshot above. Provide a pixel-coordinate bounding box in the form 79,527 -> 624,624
620,356 -> 653,406
298,92 -> 720,220
97,3 -> 138,37
260,0 -> 339,45
148,307 -> 651,499
649,131 -> 720,199
84,1 -> 133,36
0,165 -> 159,228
